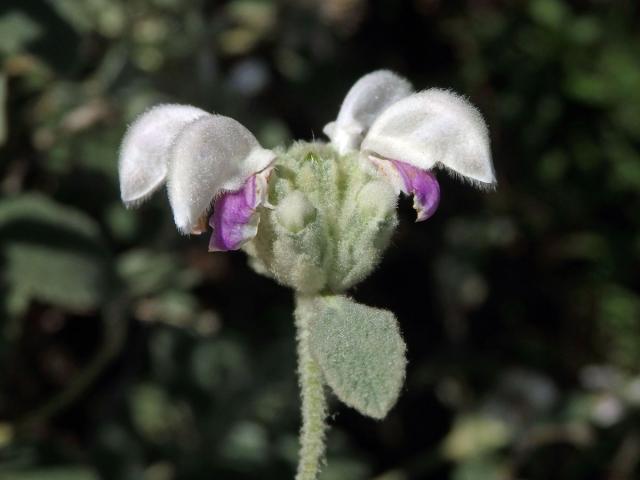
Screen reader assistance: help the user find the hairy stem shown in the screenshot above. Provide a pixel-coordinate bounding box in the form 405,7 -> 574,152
295,294 -> 328,480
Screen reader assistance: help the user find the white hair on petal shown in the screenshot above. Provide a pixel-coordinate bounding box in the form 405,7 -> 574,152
324,70 -> 413,154
167,115 -> 275,234
362,88 -> 496,187
118,104 -> 209,206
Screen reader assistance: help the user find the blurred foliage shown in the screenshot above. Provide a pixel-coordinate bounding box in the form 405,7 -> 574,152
1,0 -> 639,479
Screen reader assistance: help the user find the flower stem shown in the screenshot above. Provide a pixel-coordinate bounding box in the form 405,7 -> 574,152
295,294 -> 328,480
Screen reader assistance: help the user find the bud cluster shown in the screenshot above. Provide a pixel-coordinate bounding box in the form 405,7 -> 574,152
245,142 -> 398,293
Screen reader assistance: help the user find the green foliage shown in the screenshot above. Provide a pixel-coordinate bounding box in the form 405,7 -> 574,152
451,457 -> 508,480
307,295 -> 406,419
0,11 -> 42,55
597,286 -> 640,369
0,195 -> 111,314
442,414 -> 512,461
128,383 -> 188,444
0,467 -> 98,480
0,73 -> 6,146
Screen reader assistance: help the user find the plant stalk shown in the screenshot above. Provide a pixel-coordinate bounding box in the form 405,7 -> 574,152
295,294 -> 328,480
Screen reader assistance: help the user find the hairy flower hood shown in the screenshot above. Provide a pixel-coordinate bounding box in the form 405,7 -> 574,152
324,70 -> 495,221
119,105 -> 275,235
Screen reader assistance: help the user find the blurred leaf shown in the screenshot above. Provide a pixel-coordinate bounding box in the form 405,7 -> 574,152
568,16 -> 601,45
190,339 -> 250,393
44,0 -> 118,34
0,195 -> 112,313
308,295 -> 406,419
0,467 -> 98,480
598,285 -> 640,369
2,1 -> 80,71
564,72 -> 611,105
319,458 -> 370,480
220,421 -> 269,465
0,10 -> 42,55
105,203 -> 138,241
0,194 -> 100,237
0,422 -> 13,448
0,73 -> 6,146
451,456 -> 508,480
135,290 -> 198,327
549,232 -> 609,262
443,414 -> 512,461
528,0 -> 567,29
128,383 -> 189,444
118,249 -> 199,297
4,245 -> 104,312
227,0 -> 276,32
257,120 -> 292,149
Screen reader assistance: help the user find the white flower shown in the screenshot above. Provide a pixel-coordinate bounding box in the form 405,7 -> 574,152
118,70 -> 494,255
323,70 -> 412,154
324,70 -> 496,220
119,104 -> 275,247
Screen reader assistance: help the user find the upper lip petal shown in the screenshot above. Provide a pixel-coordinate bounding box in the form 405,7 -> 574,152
118,104 -> 275,234
119,104 -> 209,206
361,89 -> 496,188
323,70 -> 413,155
166,114 -> 275,234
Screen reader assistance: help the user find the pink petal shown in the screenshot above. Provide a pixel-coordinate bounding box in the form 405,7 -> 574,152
389,159 -> 440,221
208,175 -> 262,251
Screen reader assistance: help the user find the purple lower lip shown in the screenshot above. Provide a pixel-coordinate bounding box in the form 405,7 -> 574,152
208,175 -> 260,251
389,159 -> 440,221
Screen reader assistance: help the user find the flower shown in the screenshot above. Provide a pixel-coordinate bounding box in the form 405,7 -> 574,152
119,104 -> 275,250
116,75 -> 497,479
118,70 -> 494,261
324,70 -> 495,221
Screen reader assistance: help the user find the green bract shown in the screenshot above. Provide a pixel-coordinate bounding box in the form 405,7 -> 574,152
245,142 -> 398,294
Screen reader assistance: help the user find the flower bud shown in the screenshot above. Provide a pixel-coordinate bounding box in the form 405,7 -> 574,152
355,180 -> 397,219
244,143 -> 399,294
276,190 -> 316,233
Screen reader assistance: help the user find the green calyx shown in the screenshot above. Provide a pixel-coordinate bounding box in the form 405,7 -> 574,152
245,142 -> 398,294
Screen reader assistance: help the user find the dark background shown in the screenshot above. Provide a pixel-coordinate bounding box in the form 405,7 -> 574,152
1,0 -> 640,479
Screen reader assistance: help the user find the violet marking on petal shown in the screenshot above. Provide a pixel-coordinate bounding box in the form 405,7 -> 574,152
208,175 -> 260,251
390,159 -> 440,221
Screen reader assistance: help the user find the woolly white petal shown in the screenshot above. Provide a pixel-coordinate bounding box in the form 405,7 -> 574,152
119,104 -> 209,206
167,115 -> 276,233
362,89 -> 496,186
323,70 -> 413,154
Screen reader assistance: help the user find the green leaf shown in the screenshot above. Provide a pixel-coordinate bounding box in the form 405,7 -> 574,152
307,295 -> 406,419
442,414 -> 512,461
528,0 -> 567,29
0,73 -> 6,146
0,194 -> 112,313
0,11 -> 43,55
452,456 -> 509,480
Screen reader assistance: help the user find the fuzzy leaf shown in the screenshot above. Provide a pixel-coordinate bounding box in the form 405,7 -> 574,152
308,295 -> 406,419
